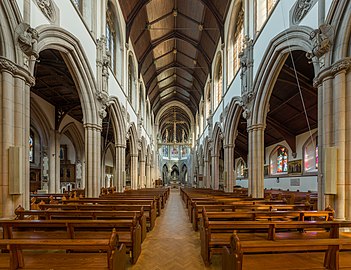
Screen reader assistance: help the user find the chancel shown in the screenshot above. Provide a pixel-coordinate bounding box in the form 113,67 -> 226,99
0,0 -> 351,269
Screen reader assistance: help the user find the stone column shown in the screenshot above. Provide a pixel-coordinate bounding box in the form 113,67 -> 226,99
247,123 -> 265,198
333,70 -> 346,220
224,144 -> 235,192
204,159 -> 209,188
198,160 -> 204,188
319,75 -> 333,210
48,129 -> 59,193
114,144 -> 125,192
84,123 -> 102,197
139,159 -> 146,189
0,58 -> 34,216
211,154 -> 219,190
146,161 -> 151,188
130,154 -> 138,190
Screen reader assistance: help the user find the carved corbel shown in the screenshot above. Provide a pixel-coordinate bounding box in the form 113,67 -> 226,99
15,23 -> 39,59
306,24 -> 334,59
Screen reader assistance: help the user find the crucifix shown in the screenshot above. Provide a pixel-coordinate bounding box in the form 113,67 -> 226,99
165,108 -> 186,143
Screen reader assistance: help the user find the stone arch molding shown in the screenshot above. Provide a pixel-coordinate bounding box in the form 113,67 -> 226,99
212,122 -> 224,155
36,26 -> 99,126
108,97 -> 126,147
224,97 -> 243,146
127,122 -> 139,156
250,26 -> 317,127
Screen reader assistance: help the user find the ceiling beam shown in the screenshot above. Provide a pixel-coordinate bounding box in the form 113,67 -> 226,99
145,62 -> 204,92
266,116 -> 296,154
199,0 -> 224,42
125,0 -> 152,42
138,31 -> 211,71
125,0 -> 224,42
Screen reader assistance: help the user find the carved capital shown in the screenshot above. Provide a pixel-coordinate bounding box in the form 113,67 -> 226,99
331,58 -> 351,74
0,59 -> 18,73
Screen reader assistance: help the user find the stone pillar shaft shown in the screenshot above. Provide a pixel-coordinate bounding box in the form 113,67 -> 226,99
146,163 -> 151,188
131,154 -> 138,190
0,62 -> 32,216
211,155 -> 219,189
139,160 -> 146,188
224,145 -> 235,192
114,145 -> 125,192
84,124 -> 102,197
248,124 -> 265,198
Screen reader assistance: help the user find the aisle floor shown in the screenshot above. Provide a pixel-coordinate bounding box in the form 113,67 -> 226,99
127,188 -> 221,270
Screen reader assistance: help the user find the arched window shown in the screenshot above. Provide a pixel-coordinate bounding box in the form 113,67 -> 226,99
106,1 -> 117,74
270,146 -> 288,174
139,84 -> 144,118
29,130 -> 34,163
256,0 -> 278,33
236,159 -> 246,179
214,56 -> 223,109
206,84 -> 211,119
128,55 -> 135,105
304,135 -> 318,173
233,11 -> 244,75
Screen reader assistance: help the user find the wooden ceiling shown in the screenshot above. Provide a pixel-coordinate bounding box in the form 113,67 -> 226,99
118,0 -> 231,115
32,49 -> 83,129
265,50 -> 317,153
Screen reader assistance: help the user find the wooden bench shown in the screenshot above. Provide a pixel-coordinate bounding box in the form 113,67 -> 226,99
0,229 -> 126,270
222,233 -> 351,270
1,219 -> 142,264
199,209 -> 346,266
15,206 -> 147,242
62,199 -> 157,229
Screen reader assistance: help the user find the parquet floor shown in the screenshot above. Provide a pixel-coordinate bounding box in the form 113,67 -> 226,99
127,188 -> 221,270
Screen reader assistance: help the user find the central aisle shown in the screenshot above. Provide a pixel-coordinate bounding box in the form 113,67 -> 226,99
128,189 -> 220,270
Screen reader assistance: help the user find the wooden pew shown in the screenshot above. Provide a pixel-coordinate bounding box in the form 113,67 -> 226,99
199,209 -> 341,266
1,219 -> 142,264
222,233 -> 351,270
61,199 -> 157,231
0,229 -> 126,270
15,206 -> 147,242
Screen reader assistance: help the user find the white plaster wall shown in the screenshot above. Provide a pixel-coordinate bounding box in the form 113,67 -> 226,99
225,73 -> 241,105
264,176 -> 317,192
60,134 -> 76,164
30,93 -> 55,129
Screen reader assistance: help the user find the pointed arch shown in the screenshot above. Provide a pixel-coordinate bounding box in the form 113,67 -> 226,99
251,26 -> 316,126
36,26 -> 99,125
108,97 -> 126,146
327,0 -> 351,62
212,122 -> 224,155
127,122 -> 139,156
30,98 -> 52,147
213,52 -> 223,109
224,97 -> 243,146
0,1 -> 23,63
60,122 -> 85,161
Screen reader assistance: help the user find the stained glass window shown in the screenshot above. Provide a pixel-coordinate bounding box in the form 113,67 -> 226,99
206,84 -> 211,118
276,147 -> 288,173
256,0 -> 278,33
106,3 -> 116,74
304,136 -> 318,173
216,59 -> 223,107
233,11 -> 244,75
29,131 -> 34,163
128,58 -> 133,103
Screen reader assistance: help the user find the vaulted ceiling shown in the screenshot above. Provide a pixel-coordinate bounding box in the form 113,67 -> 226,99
118,0 -> 231,115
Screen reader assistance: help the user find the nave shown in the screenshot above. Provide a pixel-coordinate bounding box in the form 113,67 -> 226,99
127,188 -> 220,270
